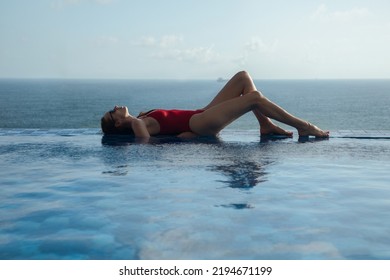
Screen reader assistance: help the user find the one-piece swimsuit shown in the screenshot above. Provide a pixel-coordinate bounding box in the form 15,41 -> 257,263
146,109 -> 204,135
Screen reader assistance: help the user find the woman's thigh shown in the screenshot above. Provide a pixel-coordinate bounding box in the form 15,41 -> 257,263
202,71 -> 257,110
191,92 -> 259,135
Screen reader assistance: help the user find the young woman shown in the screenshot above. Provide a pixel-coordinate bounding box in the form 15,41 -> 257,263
101,71 -> 329,139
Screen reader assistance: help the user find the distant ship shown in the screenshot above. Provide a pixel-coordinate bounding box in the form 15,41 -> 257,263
217,77 -> 228,82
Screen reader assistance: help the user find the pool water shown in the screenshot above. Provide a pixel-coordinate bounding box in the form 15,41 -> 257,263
1,129 -> 390,259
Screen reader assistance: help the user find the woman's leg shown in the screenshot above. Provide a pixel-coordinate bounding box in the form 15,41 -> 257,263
191,91 -> 329,137
202,71 -> 255,109
202,71 -> 292,136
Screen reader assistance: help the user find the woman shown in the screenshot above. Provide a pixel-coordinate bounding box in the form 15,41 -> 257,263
101,71 -> 329,139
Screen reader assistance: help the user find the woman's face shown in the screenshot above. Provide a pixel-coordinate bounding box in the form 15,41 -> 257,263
107,105 -> 129,124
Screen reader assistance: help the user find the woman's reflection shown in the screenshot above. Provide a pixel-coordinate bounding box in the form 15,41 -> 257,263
209,150 -> 274,209
210,158 -> 271,189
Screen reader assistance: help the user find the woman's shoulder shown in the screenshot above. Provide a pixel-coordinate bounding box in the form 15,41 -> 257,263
137,109 -> 156,118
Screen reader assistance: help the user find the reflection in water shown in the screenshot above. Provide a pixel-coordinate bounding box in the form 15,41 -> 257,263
101,134 -> 221,146
100,134 -> 222,176
210,159 -> 270,189
218,203 -> 254,209
102,165 -> 128,176
209,149 -> 274,210
100,135 -> 274,211
298,136 -> 330,143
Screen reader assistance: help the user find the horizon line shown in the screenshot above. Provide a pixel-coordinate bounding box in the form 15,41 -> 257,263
1,77 -> 390,81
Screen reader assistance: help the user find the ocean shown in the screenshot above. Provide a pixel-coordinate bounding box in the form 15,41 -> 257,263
1,79 -> 390,260
1,79 -> 389,130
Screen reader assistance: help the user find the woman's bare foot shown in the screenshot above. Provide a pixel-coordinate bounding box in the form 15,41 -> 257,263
261,123 -> 293,137
298,122 -> 329,138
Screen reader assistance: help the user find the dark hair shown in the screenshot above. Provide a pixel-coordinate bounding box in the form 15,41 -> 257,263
100,116 -> 133,135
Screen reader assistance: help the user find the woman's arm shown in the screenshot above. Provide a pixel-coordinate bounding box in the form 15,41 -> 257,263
131,119 -> 150,138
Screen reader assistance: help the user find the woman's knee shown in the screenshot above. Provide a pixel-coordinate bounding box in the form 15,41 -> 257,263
246,91 -> 265,107
248,90 -> 264,100
235,70 -> 251,82
234,71 -> 257,93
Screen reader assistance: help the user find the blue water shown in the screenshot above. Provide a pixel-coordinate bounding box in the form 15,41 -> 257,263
1,79 -> 390,130
1,79 -> 390,259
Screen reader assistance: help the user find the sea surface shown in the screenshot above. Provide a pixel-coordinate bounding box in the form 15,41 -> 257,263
1,78 -> 390,130
1,79 -> 390,259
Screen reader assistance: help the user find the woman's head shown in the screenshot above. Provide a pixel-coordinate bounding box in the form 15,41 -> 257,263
101,106 -> 133,135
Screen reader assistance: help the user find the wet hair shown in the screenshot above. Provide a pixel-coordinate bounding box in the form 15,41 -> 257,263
100,115 -> 133,135
101,116 -> 115,134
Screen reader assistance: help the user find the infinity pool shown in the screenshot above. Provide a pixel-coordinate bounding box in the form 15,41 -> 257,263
1,129 -> 390,259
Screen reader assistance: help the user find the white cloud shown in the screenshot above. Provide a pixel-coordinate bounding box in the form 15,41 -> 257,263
246,37 -> 267,52
245,37 -> 277,53
179,46 -> 219,63
160,35 -> 183,48
133,35 -> 220,64
133,35 -> 183,48
311,4 -> 371,22
236,37 -> 278,66
311,3 -> 327,20
332,7 -> 370,20
136,36 -> 157,47
152,45 -> 219,64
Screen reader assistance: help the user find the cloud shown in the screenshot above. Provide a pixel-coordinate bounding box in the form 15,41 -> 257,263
152,45 -> 219,63
134,35 -> 220,64
245,37 -> 277,53
136,36 -> 157,47
134,35 -> 183,48
236,37 -> 278,66
311,4 -> 371,22
160,35 -> 183,48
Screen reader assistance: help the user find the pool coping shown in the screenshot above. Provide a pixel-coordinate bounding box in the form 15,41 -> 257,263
331,130 -> 390,139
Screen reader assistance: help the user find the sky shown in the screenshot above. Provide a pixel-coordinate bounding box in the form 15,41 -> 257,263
1,0 -> 390,79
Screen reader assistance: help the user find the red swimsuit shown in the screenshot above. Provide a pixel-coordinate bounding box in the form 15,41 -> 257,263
146,109 -> 204,135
